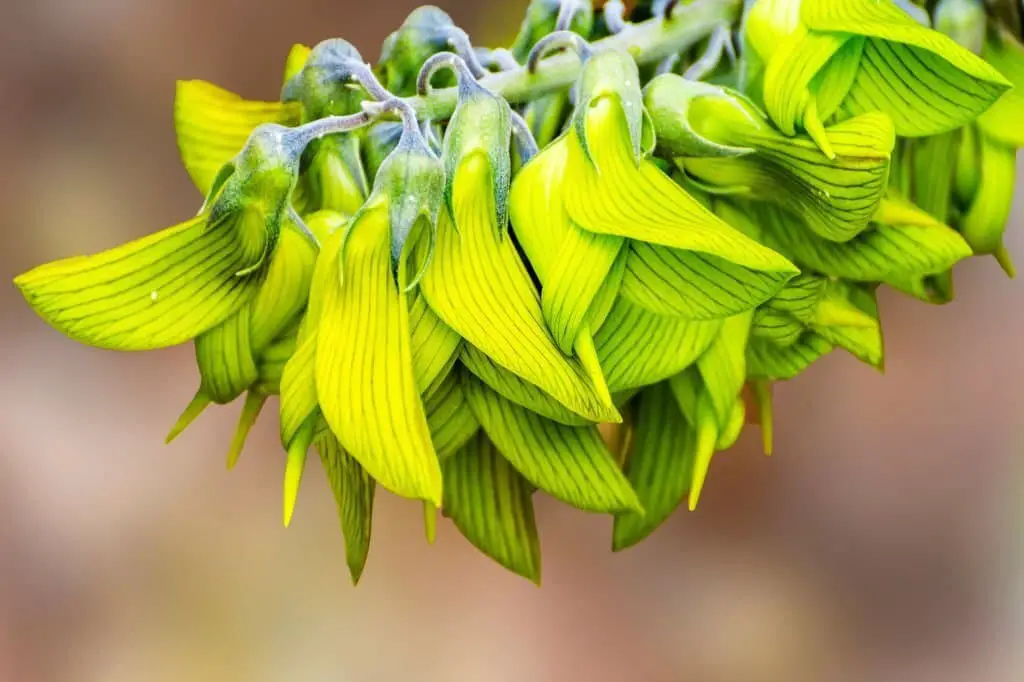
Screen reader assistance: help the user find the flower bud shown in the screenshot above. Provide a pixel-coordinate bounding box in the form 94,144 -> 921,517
281,39 -> 366,119
360,115 -> 445,279
511,0 -> 594,60
378,7 -> 460,96
441,78 -> 513,232
643,74 -> 760,158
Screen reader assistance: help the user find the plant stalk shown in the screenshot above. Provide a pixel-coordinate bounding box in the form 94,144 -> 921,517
405,0 -> 743,120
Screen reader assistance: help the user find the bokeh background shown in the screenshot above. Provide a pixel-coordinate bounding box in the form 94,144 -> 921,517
1,1 -> 1022,681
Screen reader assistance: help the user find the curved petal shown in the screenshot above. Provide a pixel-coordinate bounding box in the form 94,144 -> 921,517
747,333 -> 833,381
464,378 -> 641,515
594,297 -> 722,393
619,241 -> 794,319
174,80 -> 300,195
566,98 -> 797,275
461,346 -> 591,426
979,30 -> 1024,147
756,198 -> 971,284
421,154 -> 619,423
612,383 -> 696,551
409,289 -> 462,398
424,371 -> 480,461
316,206 -> 442,505
696,313 -> 752,425
316,432 -> 375,585
442,432 -> 541,583
16,216 -> 263,351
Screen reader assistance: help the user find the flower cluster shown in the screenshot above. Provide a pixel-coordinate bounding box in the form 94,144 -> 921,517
15,0 -> 1021,583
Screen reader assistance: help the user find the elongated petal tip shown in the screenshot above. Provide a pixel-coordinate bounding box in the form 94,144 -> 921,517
423,501 -> 438,545
226,392 -> 268,470
804,100 -> 836,160
166,393 -> 213,444
995,244 -> 1016,279
283,442 -> 308,528
687,420 -> 718,511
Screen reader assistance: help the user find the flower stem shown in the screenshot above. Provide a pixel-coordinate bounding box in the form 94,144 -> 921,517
406,0 -> 742,120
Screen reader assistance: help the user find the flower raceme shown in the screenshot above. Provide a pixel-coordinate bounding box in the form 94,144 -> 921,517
14,0 -> 1023,584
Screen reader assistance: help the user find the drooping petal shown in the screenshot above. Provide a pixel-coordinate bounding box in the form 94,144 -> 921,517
464,377 -> 641,515
442,432 -> 541,583
174,80 -> 300,195
565,97 -> 798,316
755,198 -> 971,287
194,306 -> 258,402
421,154 -> 619,424
461,346 -> 590,426
16,215 -> 265,351
316,206 -> 442,505
317,431 -> 375,585
612,384 -> 696,551
801,0 -> 1010,136
978,29 -> 1024,147
812,282 -> 885,369
594,297 -> 722,393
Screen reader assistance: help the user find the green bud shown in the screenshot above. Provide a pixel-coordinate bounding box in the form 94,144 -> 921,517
379,7 -> 460,96
281,39 -> 366,120
361,117 -> 445,278
208,123 -> 306,274
511,0 -> 594,60
442,78 -> 512,232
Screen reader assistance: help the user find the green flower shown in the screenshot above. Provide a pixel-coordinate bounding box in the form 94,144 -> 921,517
743,0 -> 1009,152
510,49 -> 798,354
645,73 -> 895,242
16,124 -> 304,351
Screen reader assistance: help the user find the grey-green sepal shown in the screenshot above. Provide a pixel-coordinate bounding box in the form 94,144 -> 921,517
442,78 -> 513,234
643,74 -> 760,158
281,39 -> 366,120
359,119 -> 445,283
572,49 -> 653,168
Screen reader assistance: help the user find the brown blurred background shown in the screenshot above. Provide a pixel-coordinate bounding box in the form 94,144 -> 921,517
1,1 -> 1022,681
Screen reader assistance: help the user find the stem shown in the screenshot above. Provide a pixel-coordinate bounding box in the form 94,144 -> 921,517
405,0 -> 742,120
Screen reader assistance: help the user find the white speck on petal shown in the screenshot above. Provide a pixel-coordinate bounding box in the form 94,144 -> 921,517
150,291 -> 159,302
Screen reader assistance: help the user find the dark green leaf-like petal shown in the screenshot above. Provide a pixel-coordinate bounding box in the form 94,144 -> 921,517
594,297 -> 722,393
317,432 -> 375,585
612,384 -> 696,551
464,378 -> 641,514
443,432 -> 541,583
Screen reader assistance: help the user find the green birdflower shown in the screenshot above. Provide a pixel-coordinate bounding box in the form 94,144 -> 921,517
16,124 -> 306,351
510,48 -> 799,359
645,73 -> 896,242
743,0 -> 1010,154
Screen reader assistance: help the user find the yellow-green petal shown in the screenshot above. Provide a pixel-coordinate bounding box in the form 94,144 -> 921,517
421,154 -> 619,423
594,297 -> 722,393
16,216 -> 264,351
316,206 -> 442,505
464,377 -> 641,514
174,80 -> 300,195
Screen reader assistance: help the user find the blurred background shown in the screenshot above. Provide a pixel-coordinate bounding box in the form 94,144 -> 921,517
1,1 -> 1022,681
